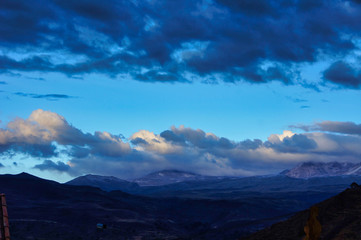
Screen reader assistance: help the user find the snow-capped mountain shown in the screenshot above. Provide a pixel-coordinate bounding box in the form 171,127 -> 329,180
282,162 -> 361,178
66,174 -> 139,191
133,169 -> 217,186
66,170 -> 223,190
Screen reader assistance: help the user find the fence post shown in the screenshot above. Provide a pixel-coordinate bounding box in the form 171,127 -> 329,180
0,194 -> 10,240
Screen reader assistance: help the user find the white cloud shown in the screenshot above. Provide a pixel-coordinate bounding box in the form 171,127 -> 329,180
268,130 -> 295,143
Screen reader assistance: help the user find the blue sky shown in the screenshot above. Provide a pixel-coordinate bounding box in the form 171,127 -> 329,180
0,0 -> 361,182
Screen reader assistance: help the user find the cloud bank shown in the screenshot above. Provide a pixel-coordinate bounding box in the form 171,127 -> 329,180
1,110 -> 361,178
0,0 -> 361,88
292,121 -> 361,136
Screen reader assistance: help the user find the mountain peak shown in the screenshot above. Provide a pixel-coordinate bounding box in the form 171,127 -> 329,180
66,174 -> 139,191
134,169 -> 205,186
15,172 -> 41,179
81,174 -> 124,181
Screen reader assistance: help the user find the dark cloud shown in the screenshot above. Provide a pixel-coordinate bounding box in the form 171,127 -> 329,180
300,105 -> 310,109
160,130 -> 186,144
134,70 -> 185,83
0,0 -> 360,86
26,77 -> 46,81
0,163 -> 4,168
296,121 -> 361,136
0,141 -> 57,158
14,92 -> 76,101
33,160 -> 70,172
238,139 -> 263,150
287,97 -> 308,103
215,0 -> 275,16
296,0 -> 324,12
163,126 -> 235,149
299,81 -> 321,92
266,134 -> 317,153
323,61 -> 361,88
130,137 -> 149,146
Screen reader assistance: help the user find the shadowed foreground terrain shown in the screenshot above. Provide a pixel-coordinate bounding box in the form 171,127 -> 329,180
243,185 -> 361,240
1,173 -> 358,239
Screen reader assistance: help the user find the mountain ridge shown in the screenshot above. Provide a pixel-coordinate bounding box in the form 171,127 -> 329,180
282,161 -> 361,178
133,169 -> 224,186
66,173 -> 139,192
1,172 -> 320,239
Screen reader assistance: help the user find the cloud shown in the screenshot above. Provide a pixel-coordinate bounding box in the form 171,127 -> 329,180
0,109 -> 130,158
0,0 -> 360,87
294,121 -> 361,136
287,97 -> 308,103
0,81 -> 7,85
323,61 -> 361,88
266,132 -> 317,153
0,163 -> 3,168
33,160 -> 70,172
2,110 -> 361,178
14,92 -> 76,101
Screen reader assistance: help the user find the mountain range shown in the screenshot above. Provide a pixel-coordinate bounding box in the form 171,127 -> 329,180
4,161 -> 361,239
0,172 -> 332,240
67,161 -> 361,198
281,161 -> 361,178
133,169 -> 223,186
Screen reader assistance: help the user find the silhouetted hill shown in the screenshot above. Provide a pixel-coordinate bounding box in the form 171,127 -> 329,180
243,184 -> 361,240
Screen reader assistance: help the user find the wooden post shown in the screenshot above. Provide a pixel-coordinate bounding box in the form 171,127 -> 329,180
0,194 -> 10,240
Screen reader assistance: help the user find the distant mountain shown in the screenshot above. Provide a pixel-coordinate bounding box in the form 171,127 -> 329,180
133,169 -> 221,186
282,162 -> 361,178
65,170 -> 361,199
243,183 -> 361,240
66,174 -> 139,191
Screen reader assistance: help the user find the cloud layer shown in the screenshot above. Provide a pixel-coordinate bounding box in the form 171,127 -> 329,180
293,121 -> 361,136
0,0 -> 360,88
1,110 -> 361,178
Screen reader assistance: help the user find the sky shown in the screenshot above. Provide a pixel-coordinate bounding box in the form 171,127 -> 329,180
0,0 -> 361,182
